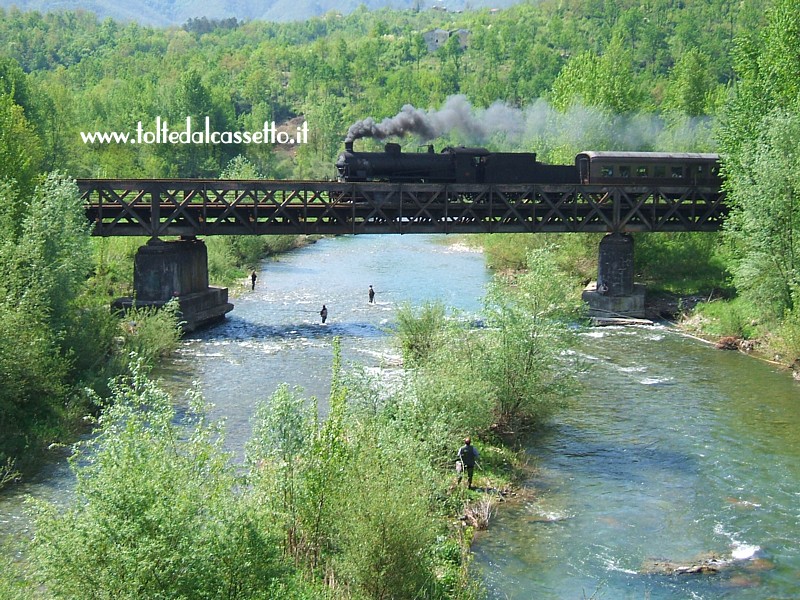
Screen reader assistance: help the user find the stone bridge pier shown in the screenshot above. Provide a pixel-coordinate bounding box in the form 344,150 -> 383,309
112,237 -> 233,332
582,233 -> 646,319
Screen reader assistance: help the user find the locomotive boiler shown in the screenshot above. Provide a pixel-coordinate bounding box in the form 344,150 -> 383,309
336,141 -> 578,184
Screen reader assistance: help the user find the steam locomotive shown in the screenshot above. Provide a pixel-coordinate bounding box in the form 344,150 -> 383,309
335,142 -> 721,187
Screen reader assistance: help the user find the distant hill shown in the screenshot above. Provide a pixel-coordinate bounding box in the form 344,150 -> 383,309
0,0 -> 522,25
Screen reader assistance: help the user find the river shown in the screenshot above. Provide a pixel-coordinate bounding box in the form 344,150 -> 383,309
475,325 -> 800,599
2,234 -> 800,599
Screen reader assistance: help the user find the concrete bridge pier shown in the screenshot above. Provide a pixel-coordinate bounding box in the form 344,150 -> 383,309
582,233 -> 646,319
112,237 -> 233,332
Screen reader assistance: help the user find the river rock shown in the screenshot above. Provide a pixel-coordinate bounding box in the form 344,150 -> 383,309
642,553 -> 728,575
716,336 -> 740,350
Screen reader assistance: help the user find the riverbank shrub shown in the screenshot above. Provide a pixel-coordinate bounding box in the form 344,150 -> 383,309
331,423 -> 438,600
0,174 -> 99,481
395,300 -> 450,365
243,340 -> 485,600
0,555 -> 31,600
480,248 -> 584,427
770,293 -> 800,363
391,248 -> 583,432
31,358 -> 283,599
687,296 -> 760,340
117,298 -> 183,365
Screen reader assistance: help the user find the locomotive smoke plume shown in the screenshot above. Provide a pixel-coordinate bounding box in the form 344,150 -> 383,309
345,95 -> 517,143
344,94 -> 716,152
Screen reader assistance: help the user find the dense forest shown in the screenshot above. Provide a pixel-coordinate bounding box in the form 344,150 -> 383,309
2,0 -> 800,596
0,0 -> 765,182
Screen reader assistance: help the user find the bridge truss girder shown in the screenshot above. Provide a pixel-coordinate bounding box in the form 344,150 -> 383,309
78,180 -> 727,237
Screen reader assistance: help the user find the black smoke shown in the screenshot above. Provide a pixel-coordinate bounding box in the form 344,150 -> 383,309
344,94 -> 716,153
345,95 -> 491,142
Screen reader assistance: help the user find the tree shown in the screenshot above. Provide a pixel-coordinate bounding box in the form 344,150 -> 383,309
719,0 -> 800,169
550,33 -> 643,114
663,48 -> 715,117
724,113 -> 800,315
0,93 -> 42,196
719,0 -> 800,316
9,173 -> 93,333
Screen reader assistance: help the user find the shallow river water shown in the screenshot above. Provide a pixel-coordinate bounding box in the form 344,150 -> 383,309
475,325 -> 800,599
2,234 -> 800,600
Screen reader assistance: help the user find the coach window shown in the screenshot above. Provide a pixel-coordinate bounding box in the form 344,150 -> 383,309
636,166 -> 648,177
671,166 -> 684,178
619,165 -> 631,178
654,165 -> 666,178
601,165 -> 614,177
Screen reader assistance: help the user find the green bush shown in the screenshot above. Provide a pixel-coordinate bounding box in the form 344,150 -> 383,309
394,301 -> 449,365
690,296 -> 759,339
118,298 -> 182,364
634,232 -> 729,293
479,249 -> 583,427
31,358 -> 282,599
0,555 -> 32,600
332,424 -> 439,600
769,289 -> 800,363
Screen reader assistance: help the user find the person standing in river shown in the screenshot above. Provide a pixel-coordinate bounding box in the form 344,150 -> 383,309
251,270 -> 257,290
457,437 -> 479,490
320,304 -> 328,324
368,285 -> 375,303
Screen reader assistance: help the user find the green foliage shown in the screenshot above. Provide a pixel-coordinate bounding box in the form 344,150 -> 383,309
246,342 -> 344,573
118,298 -> 183,363
771,290 -> 800,364
633,232 -> 729,294
332,424 -> 437,600
31,357 -> 282,599
662,49 -> 720,117
391,247 -> 582,436
716,0 -> 800,319
722,112 -> 800,316
394,300 -> 449,364
550,32 -> 645,114
689,296 -> 759,340
0,457 -> 20,490
478,233 -> 600,284
246,339 -> 457,598
0,174 -> 100,472
10,173 -> 94,332
0,554 -> 32,600
398,333 -> 495,467
720,0 -> 800,166
0,92 -> 42,196
480,248 -> 583,426
478,234 -> 540,271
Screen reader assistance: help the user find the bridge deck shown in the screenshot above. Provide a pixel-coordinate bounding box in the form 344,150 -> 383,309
77,179 -> 727,237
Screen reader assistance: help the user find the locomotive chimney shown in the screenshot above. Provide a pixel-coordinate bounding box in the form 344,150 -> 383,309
345,140 -> 354,152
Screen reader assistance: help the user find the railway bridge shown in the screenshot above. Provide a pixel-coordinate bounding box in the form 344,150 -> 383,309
77,179 -> 727,329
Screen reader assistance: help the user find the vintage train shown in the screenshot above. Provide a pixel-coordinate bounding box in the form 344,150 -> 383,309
335,141 -> 722,187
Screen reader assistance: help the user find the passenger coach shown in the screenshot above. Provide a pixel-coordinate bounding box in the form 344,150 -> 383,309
576,151 -> 721,186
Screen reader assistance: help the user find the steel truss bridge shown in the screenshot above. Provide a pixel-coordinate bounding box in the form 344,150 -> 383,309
77,179 -> 727,237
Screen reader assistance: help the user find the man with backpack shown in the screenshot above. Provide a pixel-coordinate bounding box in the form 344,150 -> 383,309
456,437 -> 479,490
